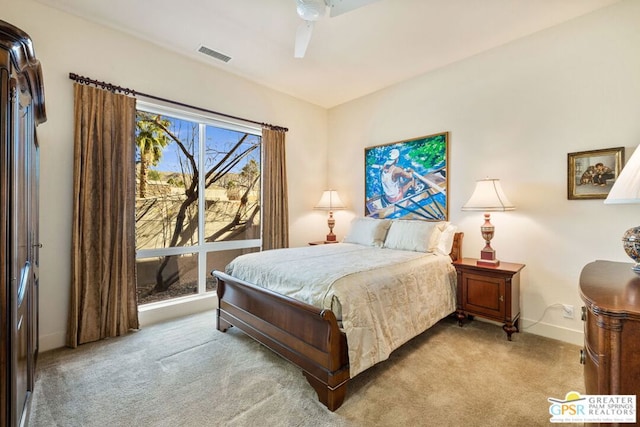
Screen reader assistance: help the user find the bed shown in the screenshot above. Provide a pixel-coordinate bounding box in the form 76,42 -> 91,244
212,218 -> 463,411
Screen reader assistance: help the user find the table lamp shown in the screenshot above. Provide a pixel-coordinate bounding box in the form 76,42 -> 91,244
604,145 -> 640,273
314,190 -> 346,242
462,178 -> 515,267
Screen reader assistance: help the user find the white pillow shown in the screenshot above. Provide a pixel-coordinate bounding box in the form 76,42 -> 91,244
383,220 -> 437,252
428,221 -> 458,255
343,217 -> 391,247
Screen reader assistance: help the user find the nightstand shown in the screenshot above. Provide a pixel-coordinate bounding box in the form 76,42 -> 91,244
308,240 -> 339,245
453,258 -> 525,341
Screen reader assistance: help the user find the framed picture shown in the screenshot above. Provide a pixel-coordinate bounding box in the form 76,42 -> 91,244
364,132 -> 448,220
567,147 -> 624,200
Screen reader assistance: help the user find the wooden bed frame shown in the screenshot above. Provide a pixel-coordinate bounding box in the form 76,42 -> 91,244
212,232 -> 463,411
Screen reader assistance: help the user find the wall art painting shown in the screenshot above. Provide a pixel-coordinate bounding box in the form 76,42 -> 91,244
567,147 -> 624,200
364,132 -> 448,220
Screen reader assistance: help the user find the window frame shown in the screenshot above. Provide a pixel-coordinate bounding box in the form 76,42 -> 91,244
135,100 -> 262,301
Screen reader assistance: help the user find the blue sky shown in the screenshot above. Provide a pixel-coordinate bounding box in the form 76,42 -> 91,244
144,115 -> 261,174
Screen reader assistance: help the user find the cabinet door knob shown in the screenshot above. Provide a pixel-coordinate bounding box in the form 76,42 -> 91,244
579,349 -> 586,365
499,295 -> 504,302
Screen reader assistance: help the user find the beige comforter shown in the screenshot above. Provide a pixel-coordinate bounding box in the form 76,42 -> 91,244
225,243 -> 456,376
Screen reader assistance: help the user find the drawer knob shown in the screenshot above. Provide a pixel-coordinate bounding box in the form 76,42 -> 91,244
579,349 -> 586,365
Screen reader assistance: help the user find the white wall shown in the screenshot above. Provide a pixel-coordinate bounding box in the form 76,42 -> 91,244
7,0 -> 640,351
328,0 -> 640,345
5,0 -> 330,351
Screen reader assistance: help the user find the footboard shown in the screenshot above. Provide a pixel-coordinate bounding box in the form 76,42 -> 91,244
212,270 -> 350,411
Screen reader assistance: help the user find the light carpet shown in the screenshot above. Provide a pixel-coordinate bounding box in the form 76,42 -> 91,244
28,311 -> 584,426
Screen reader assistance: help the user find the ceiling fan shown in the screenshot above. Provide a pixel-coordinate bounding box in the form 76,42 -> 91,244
294,0 -> 380,58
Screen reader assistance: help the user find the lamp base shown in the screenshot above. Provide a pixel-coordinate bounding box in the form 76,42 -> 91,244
477,258 -> 500,267
477,246 -> 500,267
325,211 -> 337,242
477,214 -> 500,267
622,226 -> 640,275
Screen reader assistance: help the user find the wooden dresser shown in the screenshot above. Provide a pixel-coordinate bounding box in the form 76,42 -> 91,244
579,260 -> 640,425
1,20 -> 46,427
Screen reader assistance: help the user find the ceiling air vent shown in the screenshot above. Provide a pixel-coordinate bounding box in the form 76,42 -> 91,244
197,45 -> 232,63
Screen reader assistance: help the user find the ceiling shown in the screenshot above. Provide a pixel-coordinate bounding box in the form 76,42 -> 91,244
37,0 -> 621,108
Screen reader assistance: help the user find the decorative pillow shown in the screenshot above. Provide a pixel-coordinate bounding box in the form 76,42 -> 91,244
343,217 -> 391,247
383,220 -> 437,252
428,221 -> 458,255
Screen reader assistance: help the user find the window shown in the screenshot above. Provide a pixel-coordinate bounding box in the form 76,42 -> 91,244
135,102 -> 261,305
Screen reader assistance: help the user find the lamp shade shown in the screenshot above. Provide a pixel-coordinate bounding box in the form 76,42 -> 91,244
605,146 -> 640,204
314,190 -> 346,210
462,178 -> 515,211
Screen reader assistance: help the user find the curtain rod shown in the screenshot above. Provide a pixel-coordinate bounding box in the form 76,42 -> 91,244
68,73 -> 288,132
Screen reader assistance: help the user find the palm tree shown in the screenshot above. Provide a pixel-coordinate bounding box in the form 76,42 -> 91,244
136,112 -> 171,198
239,159 -> 259,187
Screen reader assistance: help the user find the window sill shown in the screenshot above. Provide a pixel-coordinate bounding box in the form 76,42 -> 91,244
138,292 -> 217,327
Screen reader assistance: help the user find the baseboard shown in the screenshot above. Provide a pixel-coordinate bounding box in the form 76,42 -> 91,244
520,318 -> 584,346
39,331 -> 67,352
40,302 -> 580,352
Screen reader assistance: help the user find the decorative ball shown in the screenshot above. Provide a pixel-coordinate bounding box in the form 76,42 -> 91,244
622,226 -> 640,270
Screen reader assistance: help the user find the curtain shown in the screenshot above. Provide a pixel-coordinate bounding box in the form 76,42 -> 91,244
261,127 -> 289,250
67,84 -> 139,348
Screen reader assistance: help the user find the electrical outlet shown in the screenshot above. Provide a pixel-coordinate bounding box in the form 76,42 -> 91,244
562,304 -> 574,319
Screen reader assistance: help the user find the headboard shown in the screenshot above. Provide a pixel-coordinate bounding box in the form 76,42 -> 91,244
450,232 -> 464,262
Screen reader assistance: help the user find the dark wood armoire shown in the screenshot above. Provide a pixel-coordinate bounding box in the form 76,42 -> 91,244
0,20 -> 46,427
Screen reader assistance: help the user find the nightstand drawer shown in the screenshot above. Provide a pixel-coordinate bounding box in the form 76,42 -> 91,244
461,272 -> 506,320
